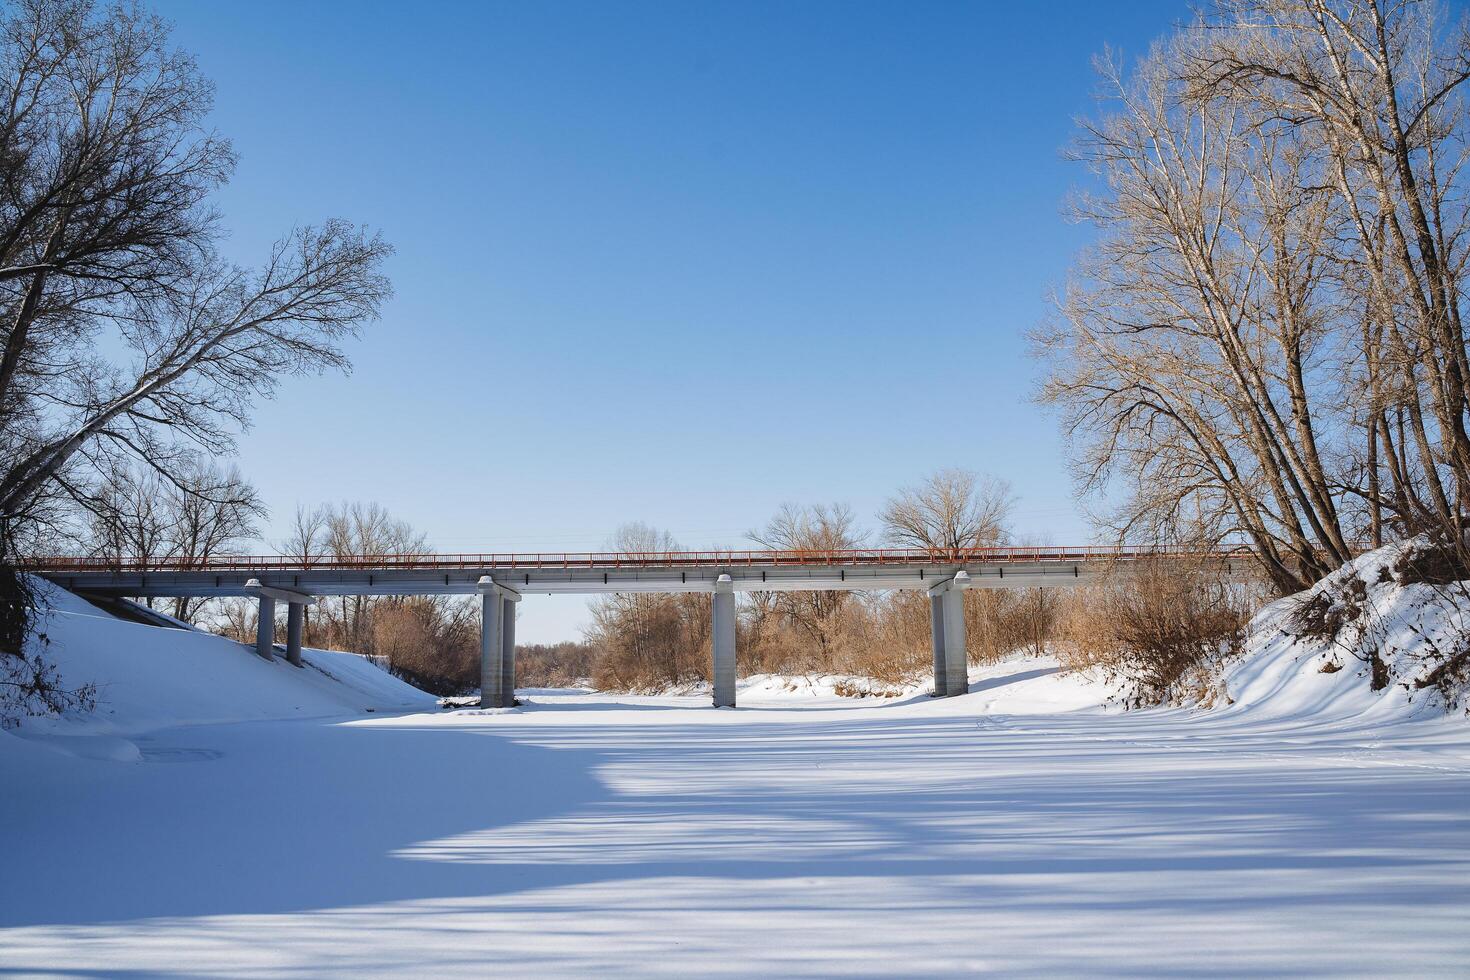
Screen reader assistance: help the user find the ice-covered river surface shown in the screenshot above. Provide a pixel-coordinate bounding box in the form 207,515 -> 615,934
4,660 -> 1469,978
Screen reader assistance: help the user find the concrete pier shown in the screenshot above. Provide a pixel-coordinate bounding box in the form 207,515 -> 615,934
929,593 -> 947,697
255,596 -> 276,661
941,572 -> 970,696
712,574 -> 736,708
478,582 -> 503,708
499,593 -> 517,708
285,601 -> 304,667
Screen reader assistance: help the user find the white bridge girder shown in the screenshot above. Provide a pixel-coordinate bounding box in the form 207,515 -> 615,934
43,560 -> 1167,599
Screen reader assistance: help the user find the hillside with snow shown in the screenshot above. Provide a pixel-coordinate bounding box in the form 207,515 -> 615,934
12,579 -> 433,757
1225,538 -> 1470,722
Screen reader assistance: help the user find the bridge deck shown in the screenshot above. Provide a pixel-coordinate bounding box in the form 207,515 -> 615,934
33,547 -> 1243,597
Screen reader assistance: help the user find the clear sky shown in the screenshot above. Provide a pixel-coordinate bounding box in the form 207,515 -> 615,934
150,0 -> 1191,642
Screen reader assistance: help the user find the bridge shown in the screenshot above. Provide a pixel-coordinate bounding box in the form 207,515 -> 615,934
34,547 -> 1246,708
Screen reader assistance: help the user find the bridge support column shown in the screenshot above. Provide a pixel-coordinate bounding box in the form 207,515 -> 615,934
476,576 -> 522,709
479,589 -> 502,708
499,594 -> 517,708
942,572 -> 970,696
243,580 -> 317,666
255,596 -> 276,662
712,574 -> 736,708
929,593 -> 947,697
285,601 -> 305,667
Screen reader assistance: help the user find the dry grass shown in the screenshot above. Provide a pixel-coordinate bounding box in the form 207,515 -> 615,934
1058,560 -> 1257,707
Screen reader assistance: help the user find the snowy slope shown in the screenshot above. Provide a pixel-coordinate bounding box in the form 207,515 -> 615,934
17,579 -> 435,747
1223,539 -> 1470,721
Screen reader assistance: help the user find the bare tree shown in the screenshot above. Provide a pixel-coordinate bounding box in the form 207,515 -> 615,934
82,458 -> 261,618
87,463 -> 171,598
277,503 -> 328,639
0,1 -> 391,665
163,461 -> 262,621
748,503 -> 862,668
1037,0 -> 1470,593
317,502 -> 425,654
881,468 -> 1014,554
585,522 -> 709,690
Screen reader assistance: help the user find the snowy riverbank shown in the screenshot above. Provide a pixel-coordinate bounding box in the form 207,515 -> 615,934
4,564 -> 1470,975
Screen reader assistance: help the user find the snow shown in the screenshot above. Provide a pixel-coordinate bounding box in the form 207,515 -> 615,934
1224,539 -> 1470,721
18,578 -> 433,746
2,577 -> 1468,976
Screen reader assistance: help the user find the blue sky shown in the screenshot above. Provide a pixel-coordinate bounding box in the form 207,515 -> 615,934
152,0 -> 1191,641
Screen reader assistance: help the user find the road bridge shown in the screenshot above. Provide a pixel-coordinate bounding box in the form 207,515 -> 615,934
34,547 -> 1247,708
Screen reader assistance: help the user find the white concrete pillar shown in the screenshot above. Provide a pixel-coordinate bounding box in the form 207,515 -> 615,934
479,587 -> 503,708
285,601 -> 304,668
255,595 -> 276,661
712,574 -> 736,708
941,587 -> 968,696
929,593 -> 947,697
498,594 -> 517,708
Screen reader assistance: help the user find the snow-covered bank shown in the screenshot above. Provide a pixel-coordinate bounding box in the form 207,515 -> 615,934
12,580 -> 433,751
3,574 -> 1469,975
1224,539 -> 1470,722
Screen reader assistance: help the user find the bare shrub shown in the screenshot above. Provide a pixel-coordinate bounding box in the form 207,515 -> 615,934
370,597 -> 479,696
1,648 -> 96,729
747,504 -> 862,670
588,591 -> 709,692
1060,561 -> 1254,706
517,642 -> 599,688
1392,536 -> 1470,588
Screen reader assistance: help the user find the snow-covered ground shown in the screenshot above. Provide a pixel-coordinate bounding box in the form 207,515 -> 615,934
2,583 -> 1469,976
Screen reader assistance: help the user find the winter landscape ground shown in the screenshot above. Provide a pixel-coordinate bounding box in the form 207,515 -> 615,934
3,582 -> 1469,977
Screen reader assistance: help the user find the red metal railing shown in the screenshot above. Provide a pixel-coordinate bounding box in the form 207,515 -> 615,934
28,546 -> 1249,575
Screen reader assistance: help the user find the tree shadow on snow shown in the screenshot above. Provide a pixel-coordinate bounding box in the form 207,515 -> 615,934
2,685 -> 1468,937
